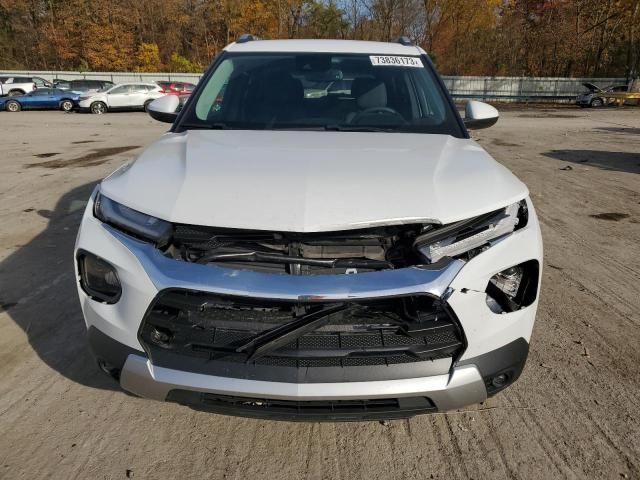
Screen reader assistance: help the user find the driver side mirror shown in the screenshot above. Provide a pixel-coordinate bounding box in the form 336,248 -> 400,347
464,101 -> 499,130
147,95 -> 181,123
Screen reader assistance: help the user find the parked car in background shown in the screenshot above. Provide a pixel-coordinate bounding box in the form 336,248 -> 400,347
55,79 -> 115,94
76,83 -> 164,113
576,83 -> 629,107
0,88 -> 80,112
0,77 -> 36,96
29,76 -> 53,89
156,81 -> 196,95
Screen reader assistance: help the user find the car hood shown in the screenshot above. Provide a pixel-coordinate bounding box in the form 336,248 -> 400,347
100,130 -> 528,232
582,82 -> 601,92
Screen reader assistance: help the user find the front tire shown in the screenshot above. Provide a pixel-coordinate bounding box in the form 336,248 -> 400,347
90,101 -> 107,114
60,99 -> 74,112
590,98 -> 604,107
5,100 -> 21,112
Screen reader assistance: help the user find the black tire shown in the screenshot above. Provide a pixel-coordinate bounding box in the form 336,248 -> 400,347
90,101 -> 107,114
590,97 -> 604,107
60,99 -> 74,112
8,90 -> 24,96
5,100 -> 21,112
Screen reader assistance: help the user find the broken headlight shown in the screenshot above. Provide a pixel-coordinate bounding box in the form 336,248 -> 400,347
94,192 -> 172,246
414,200 -> 527,264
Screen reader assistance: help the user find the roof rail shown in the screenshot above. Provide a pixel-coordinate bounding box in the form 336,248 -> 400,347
397,36 -> 413,46
237,34 -> 259,44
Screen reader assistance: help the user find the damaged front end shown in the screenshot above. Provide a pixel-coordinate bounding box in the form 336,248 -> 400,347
92,191 -> 536,376
163,199 -> 528,278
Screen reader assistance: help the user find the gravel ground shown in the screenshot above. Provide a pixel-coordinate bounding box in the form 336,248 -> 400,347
0,108 -> 639,480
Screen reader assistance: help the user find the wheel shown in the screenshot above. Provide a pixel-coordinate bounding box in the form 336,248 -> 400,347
91,101 -> 107,114
60,99 -> 74,112
8,90 -> 24,96
590,98 -> 604,107
5,100 -> 21,112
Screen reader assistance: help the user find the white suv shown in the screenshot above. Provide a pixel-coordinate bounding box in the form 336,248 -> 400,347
77,82 -> 164,114
75,37 -> 542,421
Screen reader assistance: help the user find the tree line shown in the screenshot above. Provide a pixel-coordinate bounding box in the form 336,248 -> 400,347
0,0 -> 638,78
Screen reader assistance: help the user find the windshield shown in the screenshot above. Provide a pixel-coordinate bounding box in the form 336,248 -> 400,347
178,52 -> 463,136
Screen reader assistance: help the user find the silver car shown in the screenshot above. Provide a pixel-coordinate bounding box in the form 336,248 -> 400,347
77,83 -> 165,114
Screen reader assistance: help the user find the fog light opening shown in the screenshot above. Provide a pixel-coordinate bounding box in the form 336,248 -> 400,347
485,260 -> 539,313
77,251 -> 122,304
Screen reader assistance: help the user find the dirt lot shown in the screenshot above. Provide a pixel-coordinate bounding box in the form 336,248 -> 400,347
0,107 -> 639,480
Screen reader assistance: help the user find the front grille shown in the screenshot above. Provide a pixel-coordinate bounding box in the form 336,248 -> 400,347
166,390 -> 437,421
139,290 -> 464,380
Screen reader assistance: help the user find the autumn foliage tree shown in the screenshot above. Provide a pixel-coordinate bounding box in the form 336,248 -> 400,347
0,0 -> 638,77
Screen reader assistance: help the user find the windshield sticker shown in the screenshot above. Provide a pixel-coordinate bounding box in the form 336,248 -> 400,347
369,56 -> 422,67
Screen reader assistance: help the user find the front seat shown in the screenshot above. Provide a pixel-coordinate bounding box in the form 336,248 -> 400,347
346,78 -> 388,124
251,70 -> 304,125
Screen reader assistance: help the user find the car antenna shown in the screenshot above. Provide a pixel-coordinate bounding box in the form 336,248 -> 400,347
397,36 -> 413,46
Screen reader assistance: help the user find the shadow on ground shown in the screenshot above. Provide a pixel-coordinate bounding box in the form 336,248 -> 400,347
596,127 -> 640,135
0,182 -> 117,390
542,149 -> 640,174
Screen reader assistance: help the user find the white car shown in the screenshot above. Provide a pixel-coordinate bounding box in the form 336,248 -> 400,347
77,82 -> 164,114
75,37 -> 543,421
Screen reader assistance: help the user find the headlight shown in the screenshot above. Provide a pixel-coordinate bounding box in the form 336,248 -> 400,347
94,192 -> 172,246
414,200 -> 527,263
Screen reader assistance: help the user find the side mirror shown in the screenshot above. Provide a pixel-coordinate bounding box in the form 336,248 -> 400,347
147,95 -> 180,123
464,101 -> 499,130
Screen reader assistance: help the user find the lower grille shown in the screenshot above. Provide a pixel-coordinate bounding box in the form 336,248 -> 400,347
166,390 -> 436,421
139,290 -> 464,381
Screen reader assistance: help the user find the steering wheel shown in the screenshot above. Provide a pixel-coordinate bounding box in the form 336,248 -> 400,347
349,106 -> 402,124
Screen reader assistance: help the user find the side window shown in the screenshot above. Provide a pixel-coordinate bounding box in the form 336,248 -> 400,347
110,85 -> 130,94
33,77 -> 47,87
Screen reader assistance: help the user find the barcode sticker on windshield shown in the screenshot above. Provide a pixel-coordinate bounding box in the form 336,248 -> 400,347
369,56 -> 422,67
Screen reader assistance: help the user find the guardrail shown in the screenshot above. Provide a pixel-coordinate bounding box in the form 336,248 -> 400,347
1,70 -> 628,103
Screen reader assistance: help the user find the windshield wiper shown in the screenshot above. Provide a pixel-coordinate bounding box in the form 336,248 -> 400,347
324,124 -> 395,132
235,304 -> 347,362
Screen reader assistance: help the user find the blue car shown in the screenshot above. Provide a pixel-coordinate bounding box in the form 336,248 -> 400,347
1,88 -> 81,112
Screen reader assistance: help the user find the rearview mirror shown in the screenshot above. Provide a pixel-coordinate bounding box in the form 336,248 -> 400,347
147,95 -> 180,124
464,101 -> 499,130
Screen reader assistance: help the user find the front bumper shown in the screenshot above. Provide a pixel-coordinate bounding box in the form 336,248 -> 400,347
76,193 -> 542,418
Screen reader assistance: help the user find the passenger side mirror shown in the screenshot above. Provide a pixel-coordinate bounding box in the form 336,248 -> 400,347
464,101 -> 499,130
147,95 -> 180,123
